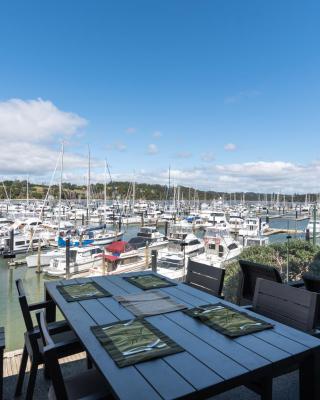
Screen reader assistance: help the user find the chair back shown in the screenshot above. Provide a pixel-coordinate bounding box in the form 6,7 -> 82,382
302,272 -> 320,293
36,311 -> 68,399
253,278 -> 319,332
15,279 -> 34,332
238,260 -> 282,304
186,259 -> 225,297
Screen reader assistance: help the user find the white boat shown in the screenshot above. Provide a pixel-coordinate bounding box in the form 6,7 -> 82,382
89,229 -> 124,245
239,217 -> 269,237
90,241 -> 146,276
157,233 -> 204,270
26,248 -> 65,268
306,220 -> 320,237
45,246 -> 104,277
0,232 -> 45,254
244,236 -> 269,247
127,226 -> 168,252
193,229 -> 242,267
228,215 -> 244,233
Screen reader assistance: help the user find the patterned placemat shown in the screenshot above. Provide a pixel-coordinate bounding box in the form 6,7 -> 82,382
124,274 -> 177,290
114,290 -> 187,316
57,282 -> 111,302
91,318 -> 184,368
184,303 -> 273,338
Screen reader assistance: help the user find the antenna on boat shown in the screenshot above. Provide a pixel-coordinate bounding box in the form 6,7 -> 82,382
58,142 -> 64,237
87,144 -> 91,221
104,159 -> 107,227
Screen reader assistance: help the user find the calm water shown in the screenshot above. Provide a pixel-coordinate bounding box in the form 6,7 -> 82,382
0,225 -> 143,350
0,219 -> 312,351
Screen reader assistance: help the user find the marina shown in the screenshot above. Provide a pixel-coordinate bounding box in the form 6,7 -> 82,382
0,197 -> 314,352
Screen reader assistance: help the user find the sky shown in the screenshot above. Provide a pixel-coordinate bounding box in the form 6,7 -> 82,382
0,0 -> 320,193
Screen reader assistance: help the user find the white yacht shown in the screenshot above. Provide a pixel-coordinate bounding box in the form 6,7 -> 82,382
26,248 -> 65,268
127,226 -> 168,252
228,215 -> 244,234
0,232 -> 45,254
193,228 -> 242,267
157,233 -> 204,270
244,236 -> 269,247
45,246 -> 104,277
306,220 -> 320,237
90,241 -> 146,276
239,217 -> 269,237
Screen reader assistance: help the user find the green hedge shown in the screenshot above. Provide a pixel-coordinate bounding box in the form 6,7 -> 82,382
223,239 -> 320,303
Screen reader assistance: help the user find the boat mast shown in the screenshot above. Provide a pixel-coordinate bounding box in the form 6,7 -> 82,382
132,174 -> 136,211
104,159 -> 107,226
87,145 -> 91,216
58,142 -> 64,236
26,175 -> 29,206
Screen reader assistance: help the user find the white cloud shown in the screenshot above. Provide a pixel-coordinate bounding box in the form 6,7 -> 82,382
107,160 -> 320,194
125,127 -> 136,134
153,131 -> 162,138
0,98 -> 86,142
175,151 -> 192,159
0,98 -> 88,177
146,144 -> 158,155
106,142 -> 127,152
224,90 -> 260,104
201,152 -> 215,162
224,143 -> 237,151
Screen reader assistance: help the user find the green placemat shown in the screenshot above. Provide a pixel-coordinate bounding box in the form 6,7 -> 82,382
124,274 -> 177,290
184,303 -> 273,338
57,282 -> 111,302
91,318 -> 184,368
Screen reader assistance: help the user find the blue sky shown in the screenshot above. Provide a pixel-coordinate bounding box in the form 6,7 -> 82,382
0,1 -> 320,192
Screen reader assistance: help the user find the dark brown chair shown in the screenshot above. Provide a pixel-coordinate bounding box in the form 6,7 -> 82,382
237,259 -> 304,305
185,259 -> 225,297
246,278 -> 320,399
0,327 -> 4,400
15,279 -> 83,400
302,272 -> 320,293
252,278 -> 319,333
36,310 -> 111,400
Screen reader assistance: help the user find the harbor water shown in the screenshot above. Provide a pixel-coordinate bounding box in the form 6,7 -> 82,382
0,218 -> 311,351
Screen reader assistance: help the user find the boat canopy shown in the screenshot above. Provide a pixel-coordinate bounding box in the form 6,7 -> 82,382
105,241 -> 127,253
104,254 -> 119,262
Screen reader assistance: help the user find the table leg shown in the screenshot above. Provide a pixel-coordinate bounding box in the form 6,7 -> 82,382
299,349 -> 320,400
0,348 -> 3,400
45,288 -> 56,323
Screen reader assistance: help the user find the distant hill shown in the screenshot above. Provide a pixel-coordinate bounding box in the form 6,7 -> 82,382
0,179 -> 316,203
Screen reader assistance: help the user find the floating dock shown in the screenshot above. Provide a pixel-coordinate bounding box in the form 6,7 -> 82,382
263,228 -> 304,236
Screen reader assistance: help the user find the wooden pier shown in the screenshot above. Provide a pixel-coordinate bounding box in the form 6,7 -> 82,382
263,228 -> 304,236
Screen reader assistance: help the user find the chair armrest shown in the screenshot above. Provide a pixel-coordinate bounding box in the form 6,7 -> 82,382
47,320 -> 71,335
53,338 -> 84,358
28,300 -> 53,311
287,280 -> 305,288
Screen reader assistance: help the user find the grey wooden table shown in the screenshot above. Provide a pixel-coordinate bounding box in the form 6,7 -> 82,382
45,272 -> 320,400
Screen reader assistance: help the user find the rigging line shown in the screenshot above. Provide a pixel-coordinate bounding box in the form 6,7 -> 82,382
27,149 -> 61,251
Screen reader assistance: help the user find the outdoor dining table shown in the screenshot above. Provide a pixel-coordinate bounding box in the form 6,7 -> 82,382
44,271 -> 320,400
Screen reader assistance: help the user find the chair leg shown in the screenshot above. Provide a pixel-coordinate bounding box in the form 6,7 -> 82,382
246,378 -> 273,400
26,362 -> 38,400
14,345 -> 28,397
261,380 -> 273,400
87,353 -> 93,369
